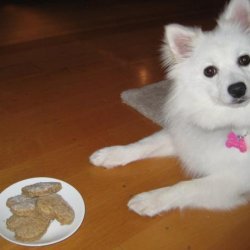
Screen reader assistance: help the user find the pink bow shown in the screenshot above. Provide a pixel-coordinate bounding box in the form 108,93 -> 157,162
225,131 -> 247,153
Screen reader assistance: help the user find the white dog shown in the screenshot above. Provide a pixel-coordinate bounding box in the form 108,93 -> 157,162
90,0 -> 250,217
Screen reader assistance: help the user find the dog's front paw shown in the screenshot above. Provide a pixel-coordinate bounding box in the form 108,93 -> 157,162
89,146 -> 130,168
128,188 -> 172,217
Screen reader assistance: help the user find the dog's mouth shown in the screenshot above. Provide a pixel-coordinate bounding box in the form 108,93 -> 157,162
233,98 -> 246,104
231,97 -> 249,106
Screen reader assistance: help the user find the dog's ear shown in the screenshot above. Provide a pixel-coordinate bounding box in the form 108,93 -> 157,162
163,24 -> 201,62
218,0 -> 250,29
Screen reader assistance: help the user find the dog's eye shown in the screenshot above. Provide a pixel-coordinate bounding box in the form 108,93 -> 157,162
204,66 -> 218,78
238,55 -> 250,66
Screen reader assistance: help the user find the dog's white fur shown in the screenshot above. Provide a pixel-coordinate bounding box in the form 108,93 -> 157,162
90,0 -> 250,216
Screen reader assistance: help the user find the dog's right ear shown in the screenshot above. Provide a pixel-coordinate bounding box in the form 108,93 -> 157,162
163,24 -> 201,63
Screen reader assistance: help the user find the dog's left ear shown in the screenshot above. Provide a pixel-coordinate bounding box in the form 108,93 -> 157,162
218,0 -> 250,29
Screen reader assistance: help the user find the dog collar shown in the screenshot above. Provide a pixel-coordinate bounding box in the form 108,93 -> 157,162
225,131 -> 247,153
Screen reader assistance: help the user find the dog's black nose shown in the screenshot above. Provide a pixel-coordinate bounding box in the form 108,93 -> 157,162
228,82 -> 247,98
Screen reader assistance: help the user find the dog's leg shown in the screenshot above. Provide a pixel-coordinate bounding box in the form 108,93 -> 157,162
128,174 -> 248,216
90,129 -> 176,168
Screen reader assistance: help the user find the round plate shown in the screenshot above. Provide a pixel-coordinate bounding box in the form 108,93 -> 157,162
0,177 -> 85,246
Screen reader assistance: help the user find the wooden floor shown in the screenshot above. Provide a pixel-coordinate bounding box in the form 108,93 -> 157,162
0,0 -> 250,249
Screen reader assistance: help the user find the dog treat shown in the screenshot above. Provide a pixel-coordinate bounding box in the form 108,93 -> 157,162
21,182 -> 62,197
6,181 -> 75,242
6,213 -> 50,242
6,195 -> 37,216
37,193 -> 75,224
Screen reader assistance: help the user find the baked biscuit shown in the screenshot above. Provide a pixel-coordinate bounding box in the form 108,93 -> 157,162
22,182 -> 62,197
6,195 -> 37,216
37,194 -> 75,224
6,213 -> 50,242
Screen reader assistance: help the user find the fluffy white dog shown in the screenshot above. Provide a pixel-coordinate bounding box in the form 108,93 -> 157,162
90,0 -> 250,217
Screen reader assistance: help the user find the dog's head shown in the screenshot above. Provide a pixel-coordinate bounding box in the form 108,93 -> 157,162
162,0 -> 250,108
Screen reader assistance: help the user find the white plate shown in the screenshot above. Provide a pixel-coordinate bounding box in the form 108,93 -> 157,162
0,177 -> 85,247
